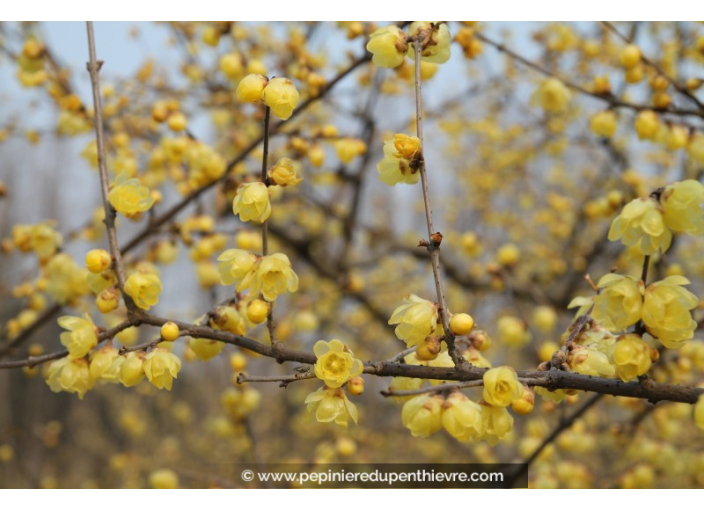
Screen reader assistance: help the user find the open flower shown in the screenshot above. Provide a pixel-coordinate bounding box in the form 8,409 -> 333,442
661,180 -> 704,236
366,25 -> 408,68
482,366 -> 524,408
388,294 -> 439,348
143,348 -> 182,390
407,22 -> 451,64
108,173 -> 155,218
609,333 -> 652,382
313,339 -> 363,388
642,276 -> 698,348
441,391 -> 484,442
58,314 -> 98,359
268,158 -> 303,187
232,182 -> 271,224
89,346 -> 122,383
248,253 -> 299,302
124,272 -> 162,310
377,134 -> 422,186
480,403 -> 514,446
402,393 -> 444,438
608,197 -> 672,256
45,358 -> 93,399
305,387 -> 358,427
217,249 -> 257,288
592,274 -> 643,331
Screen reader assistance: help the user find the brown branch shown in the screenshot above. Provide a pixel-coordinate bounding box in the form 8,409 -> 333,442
119,50 -> 375,256
601,21 -> 704,111
85,21 -> 129,296
0,303 -> 62,358
258,104 -> 279,354
475,31 -> 704,119
412,28 -> 459,367
0,319 -> 133,369
507,393 -> 604,488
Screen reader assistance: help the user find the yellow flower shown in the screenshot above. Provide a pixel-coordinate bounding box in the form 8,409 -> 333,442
268,158 -> 303,187
531,78 -> 572,113
335,138 -> 367,163
44,357 -> 93,399
366,25 -> 408,68
58,314 -> 98,359
441,392 -> 484,442
248,253 -> 299,302
217,249 -> 257,288
634,110 -> 660,140
661,180 -> 704,236
377,134 -> 421,186
568,345 -> 616,377
124,272 -> 162,310
497,316 -> 529,347
480,402 -> 514,445
609,334 -> 652,382
608,197 -> 672,255
119,352 -> 145,387
149,469 -> 179,490
232,182 -> 271,223
592,274 -> 643,331
642,276 -> 698,348
261,77 -> 299,120
89,346 -> 122,383
235,73 -> 267,103
687,133 -> 704,165
590,111 -> 617,138
44,253 -> 89,304
402,394 -> 444,438
388,377 -> 423,404
388,294 -> 439,348
407,22 -> 451,64
482,366 -> 524,407
108,173 -> 155,218
305,387 -> 358,427
189,337 -> 225,361
313,339 -> 364,389
695,394 -> 704,432
143,348 -> 182,390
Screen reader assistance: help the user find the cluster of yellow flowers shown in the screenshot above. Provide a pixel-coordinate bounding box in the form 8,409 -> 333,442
571,274 -> 697,350
11,222 -> 63,263
46,315 -> 182,399
608,180 -> 704,256
401,367 -> 530,445
236,74 -> 300,120
306,340 -> 364,427
217,249 -> 298,302
366,22 -> 451,68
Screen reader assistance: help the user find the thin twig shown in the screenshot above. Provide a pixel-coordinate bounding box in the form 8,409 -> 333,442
236,372 -> 315,384
259,105 -> 279,354
412,26 -> 459,367
0,319 -> 133,369
601,21 -> 704,111
475,31 -> 704,119
506,393 -> 603,488
85,21 -> 129,297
